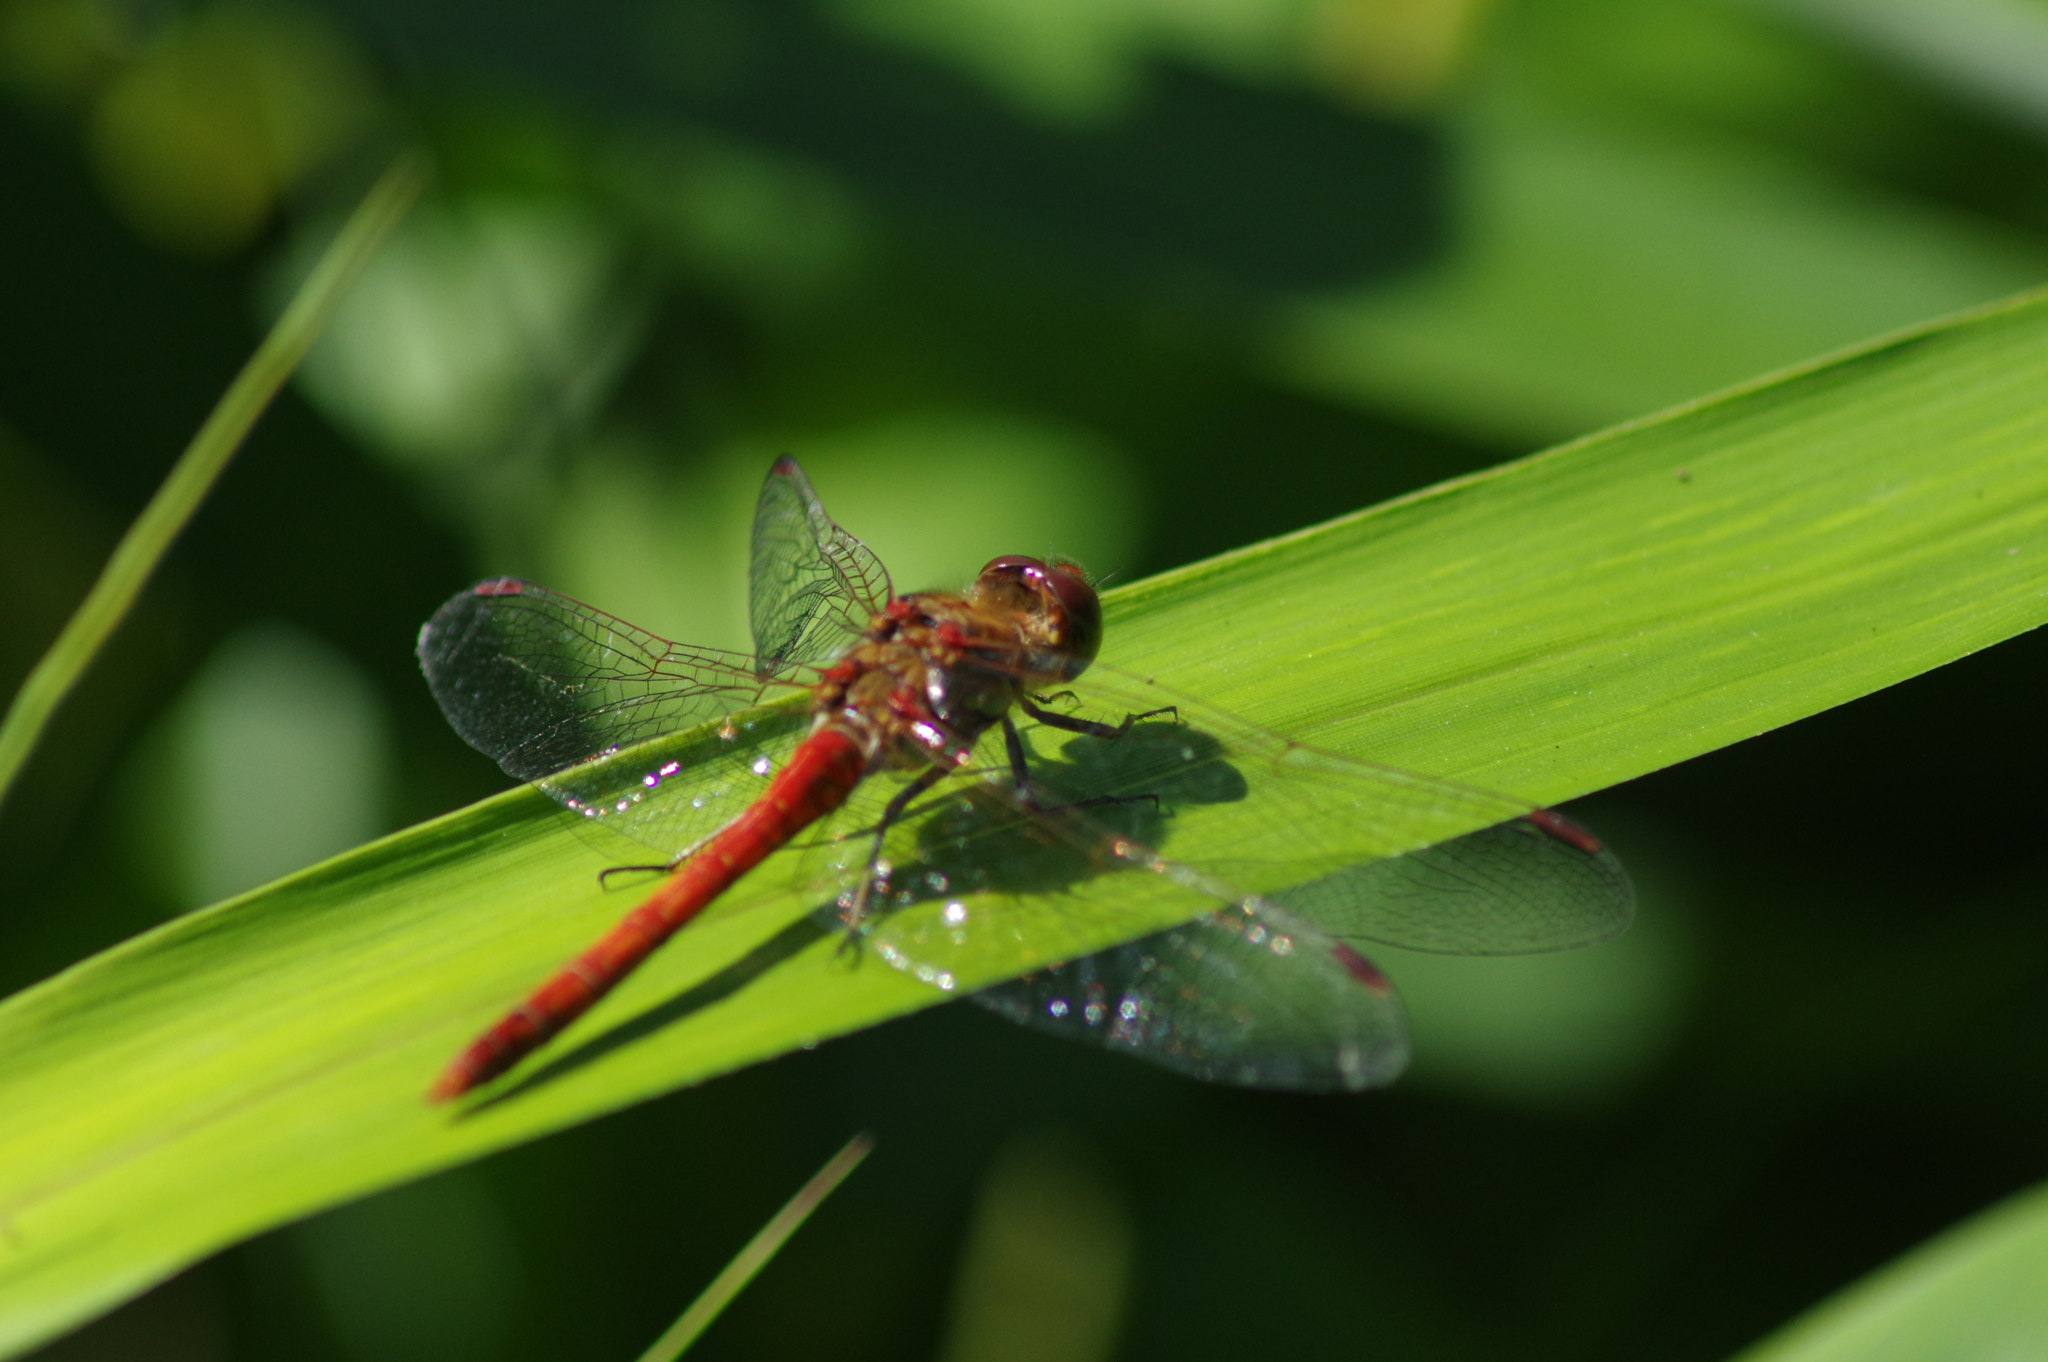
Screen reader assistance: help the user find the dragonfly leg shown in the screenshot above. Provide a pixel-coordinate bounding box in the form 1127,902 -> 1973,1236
1001,714 -> 1163,817
596,861 -> 675,889
598,826 -> 725,889
1001,713 -> 1053,809
836,763 -> 950,943
1020,692 -> 1178,740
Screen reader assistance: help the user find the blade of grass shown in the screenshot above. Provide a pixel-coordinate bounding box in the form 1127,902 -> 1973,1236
633,1134 -> 875,1362
0,153 -> 427,811
4,288 -> 2048,1355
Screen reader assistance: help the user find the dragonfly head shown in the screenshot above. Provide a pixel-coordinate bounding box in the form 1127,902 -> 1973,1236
975,555 -> 1102,681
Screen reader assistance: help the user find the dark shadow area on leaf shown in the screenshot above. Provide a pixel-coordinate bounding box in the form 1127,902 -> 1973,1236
872,720 -> 1248,908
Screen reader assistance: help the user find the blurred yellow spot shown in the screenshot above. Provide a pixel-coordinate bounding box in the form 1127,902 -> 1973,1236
1309,0 -> 1497,111
0,0 -> 129,108
86,1 -> 376,255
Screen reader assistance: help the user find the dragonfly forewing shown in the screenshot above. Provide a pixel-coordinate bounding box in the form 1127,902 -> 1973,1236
419,579 -> 801,782
749,456 -> 893,670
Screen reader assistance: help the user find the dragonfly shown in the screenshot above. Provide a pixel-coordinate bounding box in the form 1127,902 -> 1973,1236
417,457 -> 1632,1101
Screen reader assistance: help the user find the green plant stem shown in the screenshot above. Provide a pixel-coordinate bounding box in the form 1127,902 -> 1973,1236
634,1133 -> 875,1362
0,153 -> 428,812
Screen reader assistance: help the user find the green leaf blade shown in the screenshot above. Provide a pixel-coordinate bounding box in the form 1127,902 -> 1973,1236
6,289 -> 2048,1355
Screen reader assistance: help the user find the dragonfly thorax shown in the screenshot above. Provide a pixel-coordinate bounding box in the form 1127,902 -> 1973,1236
811,573 -> 1092,771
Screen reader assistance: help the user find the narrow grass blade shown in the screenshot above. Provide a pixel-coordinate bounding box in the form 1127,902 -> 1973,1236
0,153 -> 427,810
633,1134 -> 875,1362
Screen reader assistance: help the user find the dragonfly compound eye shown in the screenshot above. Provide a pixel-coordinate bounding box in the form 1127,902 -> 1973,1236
978,556 -> 1101,679
1036,561 -> 1101,676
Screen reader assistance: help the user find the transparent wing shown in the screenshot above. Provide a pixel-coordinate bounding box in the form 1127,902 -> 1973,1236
749,456 -> 893,671
815,689 -> 1628,1090
973,903 -> 1410,1092
417,578 -> 817,858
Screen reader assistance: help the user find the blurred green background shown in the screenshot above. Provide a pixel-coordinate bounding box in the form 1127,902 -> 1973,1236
4,0 -> 2048,1358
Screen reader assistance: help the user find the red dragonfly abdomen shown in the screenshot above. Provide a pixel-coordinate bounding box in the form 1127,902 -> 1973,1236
428,725 -> 869,1102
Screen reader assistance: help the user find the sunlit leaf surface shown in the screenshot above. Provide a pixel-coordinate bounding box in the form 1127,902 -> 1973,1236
5,290 -> 2048,1354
